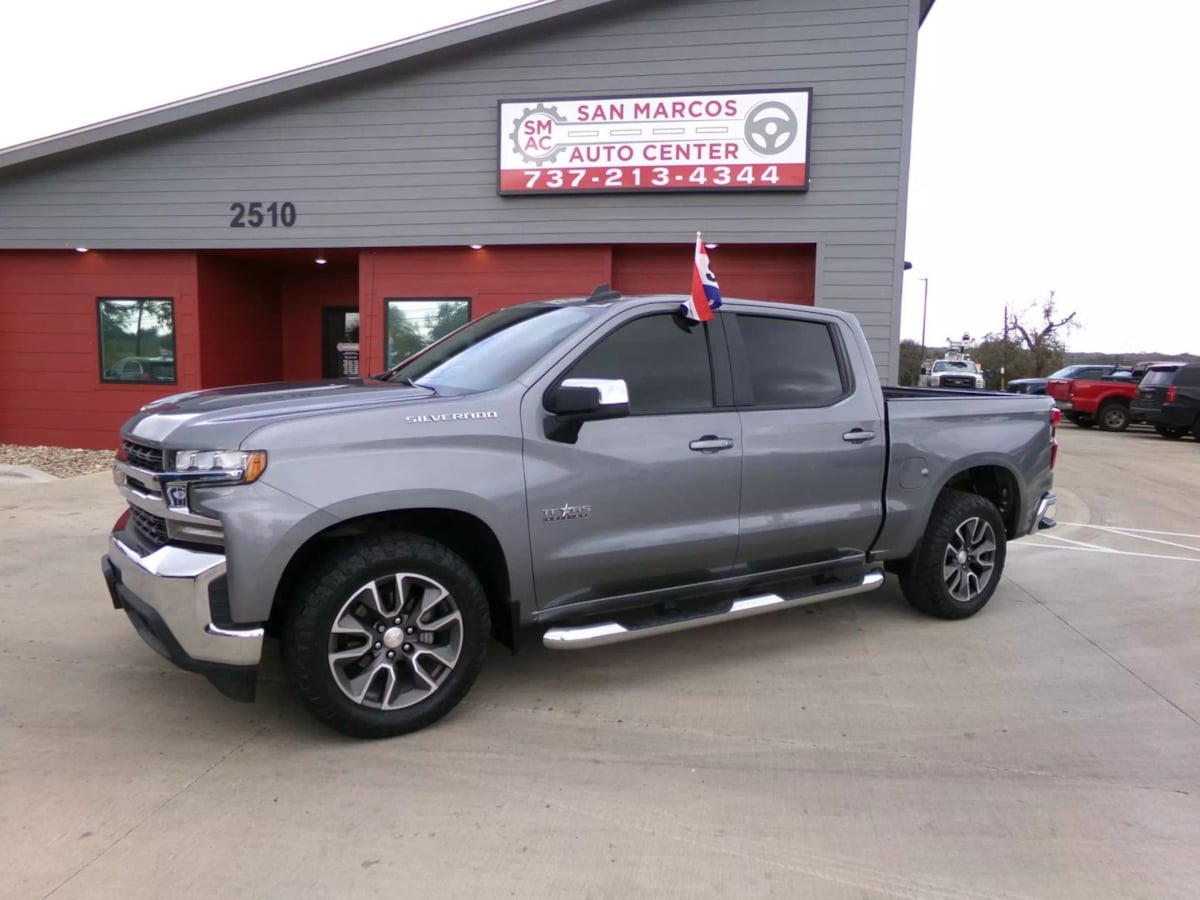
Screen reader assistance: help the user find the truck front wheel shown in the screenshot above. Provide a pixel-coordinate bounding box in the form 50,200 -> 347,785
282,533 -> 490,738
900,491 -> 1007,620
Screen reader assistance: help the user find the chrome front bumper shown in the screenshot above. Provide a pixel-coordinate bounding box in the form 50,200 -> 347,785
102,524 -> 262,700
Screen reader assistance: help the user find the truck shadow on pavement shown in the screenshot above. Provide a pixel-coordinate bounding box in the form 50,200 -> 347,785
241,578 -> 932,742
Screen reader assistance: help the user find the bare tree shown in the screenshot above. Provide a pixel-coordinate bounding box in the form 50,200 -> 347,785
1007,291 -> 1079,377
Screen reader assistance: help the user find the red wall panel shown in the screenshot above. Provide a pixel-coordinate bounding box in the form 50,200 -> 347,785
0,250 -> 199,449
612,244 -> 815,303
0,244 -> 816,449
196,256 -> 283,388
281,266 -> 359,381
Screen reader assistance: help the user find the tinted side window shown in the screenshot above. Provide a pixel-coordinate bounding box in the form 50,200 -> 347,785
566,314 -> 714,415
1176,366 -> 1200,387
737,315 -> 846,407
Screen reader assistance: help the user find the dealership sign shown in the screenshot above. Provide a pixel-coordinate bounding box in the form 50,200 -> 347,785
498,89 -> 811,195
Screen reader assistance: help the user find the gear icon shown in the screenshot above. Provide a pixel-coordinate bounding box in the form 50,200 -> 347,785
509,103 -> 567,166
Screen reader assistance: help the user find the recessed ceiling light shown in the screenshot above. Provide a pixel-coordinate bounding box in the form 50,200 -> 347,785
705,243 -> 719,250
469,244 -> 484,250
75,247 -> 88,253
315,256 -> 327,265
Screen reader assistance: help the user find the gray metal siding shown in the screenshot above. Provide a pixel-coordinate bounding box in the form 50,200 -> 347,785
0,0 -> 918,380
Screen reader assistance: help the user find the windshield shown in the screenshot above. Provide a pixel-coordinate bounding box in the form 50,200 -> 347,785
1048,366 -> 1083,379
380,304 -> 600,392
933,360 -> 975,372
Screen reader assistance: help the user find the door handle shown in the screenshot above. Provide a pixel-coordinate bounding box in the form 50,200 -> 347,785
842,429 -> 876,443
689,435 -> 735,453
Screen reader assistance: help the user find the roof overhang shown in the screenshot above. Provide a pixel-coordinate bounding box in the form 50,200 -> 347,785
0,0 -> 625,172
1,0 -> 937,174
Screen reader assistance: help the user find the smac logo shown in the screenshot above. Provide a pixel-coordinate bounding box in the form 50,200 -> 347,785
405,411 -> 499,424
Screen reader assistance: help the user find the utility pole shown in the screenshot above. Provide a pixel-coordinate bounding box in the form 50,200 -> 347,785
919,277 -> 929,360
1001,304 -> 1009,390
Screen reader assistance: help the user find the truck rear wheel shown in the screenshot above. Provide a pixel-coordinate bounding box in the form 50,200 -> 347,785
282,532 -> 490,738
1097,401 -> 1129,432
900,491 -> 1007,620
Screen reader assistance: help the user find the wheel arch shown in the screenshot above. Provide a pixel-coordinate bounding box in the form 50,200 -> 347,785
884,462 -> 1020,577
270,507 -> 518,650
937,463 -> 1022,539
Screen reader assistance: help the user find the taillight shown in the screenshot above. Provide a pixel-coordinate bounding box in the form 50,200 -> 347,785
1167,387 -> 1177,402
1050,408 -> 1061,469
1068,380 -> 1076,397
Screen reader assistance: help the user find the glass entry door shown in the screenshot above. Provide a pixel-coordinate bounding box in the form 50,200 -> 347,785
322,306 -> 360,378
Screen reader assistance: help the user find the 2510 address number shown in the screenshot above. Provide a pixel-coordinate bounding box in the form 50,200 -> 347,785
229,201 -> 297,228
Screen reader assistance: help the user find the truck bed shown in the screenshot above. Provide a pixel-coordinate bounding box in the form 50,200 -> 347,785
872,387 -> 1056,559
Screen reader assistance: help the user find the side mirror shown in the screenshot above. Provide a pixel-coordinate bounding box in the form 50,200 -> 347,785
547,378 -> 630,418
544,377 -> 630,442
920,366 -> 929,375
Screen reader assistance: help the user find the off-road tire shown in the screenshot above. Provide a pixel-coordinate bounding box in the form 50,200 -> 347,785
1097,401 -> 1129,432
282,532 -> 490,739
900,491 -> 1007,620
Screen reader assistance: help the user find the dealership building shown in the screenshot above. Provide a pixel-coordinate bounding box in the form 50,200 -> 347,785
0,0 -> 932,449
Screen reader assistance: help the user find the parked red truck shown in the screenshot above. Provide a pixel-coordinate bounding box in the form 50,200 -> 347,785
1049,363 -> 1185,431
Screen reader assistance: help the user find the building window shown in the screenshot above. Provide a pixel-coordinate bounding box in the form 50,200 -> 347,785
385,299 -> 470,368
97,298 -> 177,384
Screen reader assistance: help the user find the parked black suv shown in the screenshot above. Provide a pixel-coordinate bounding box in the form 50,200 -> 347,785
1131,364 -> 1200,440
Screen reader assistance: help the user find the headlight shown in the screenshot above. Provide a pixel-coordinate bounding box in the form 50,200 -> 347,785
173,449 -> 267,484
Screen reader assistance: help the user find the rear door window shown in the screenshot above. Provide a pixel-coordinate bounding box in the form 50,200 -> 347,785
735,315 -> 848,407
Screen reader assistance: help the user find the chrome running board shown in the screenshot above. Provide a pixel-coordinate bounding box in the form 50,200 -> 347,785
543,571 -> 886,650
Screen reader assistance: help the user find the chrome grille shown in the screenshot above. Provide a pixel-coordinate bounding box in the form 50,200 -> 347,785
129,505 -> 169,549
122,439 -> 165,472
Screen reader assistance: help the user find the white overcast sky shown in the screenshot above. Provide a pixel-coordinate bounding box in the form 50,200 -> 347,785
2,0 -> 1196,353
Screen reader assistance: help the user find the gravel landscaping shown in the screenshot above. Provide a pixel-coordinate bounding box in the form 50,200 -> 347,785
0,444 -> 115,479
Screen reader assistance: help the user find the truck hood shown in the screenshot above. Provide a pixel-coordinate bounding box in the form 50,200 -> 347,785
124,378 -> 438,445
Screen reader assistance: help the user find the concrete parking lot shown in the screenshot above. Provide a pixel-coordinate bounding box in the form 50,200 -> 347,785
2,425 -> 1198,899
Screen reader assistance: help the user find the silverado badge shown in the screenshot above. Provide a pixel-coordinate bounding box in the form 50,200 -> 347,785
543,503 -> 591,523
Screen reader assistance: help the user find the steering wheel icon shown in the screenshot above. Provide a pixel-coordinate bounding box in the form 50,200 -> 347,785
744,101 -> 798,155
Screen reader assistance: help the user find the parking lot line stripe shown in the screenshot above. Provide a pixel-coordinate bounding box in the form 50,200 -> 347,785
1062,524 -> 1200,555
1059,522 -> 1200,540
1013,543 -> 1200,563
1038,533 -> 1119,552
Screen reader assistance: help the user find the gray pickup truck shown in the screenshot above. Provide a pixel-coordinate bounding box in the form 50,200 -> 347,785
102,289 -> 1059,738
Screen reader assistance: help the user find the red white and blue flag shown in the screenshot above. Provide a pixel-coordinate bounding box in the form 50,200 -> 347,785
680,233 -> 723,322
